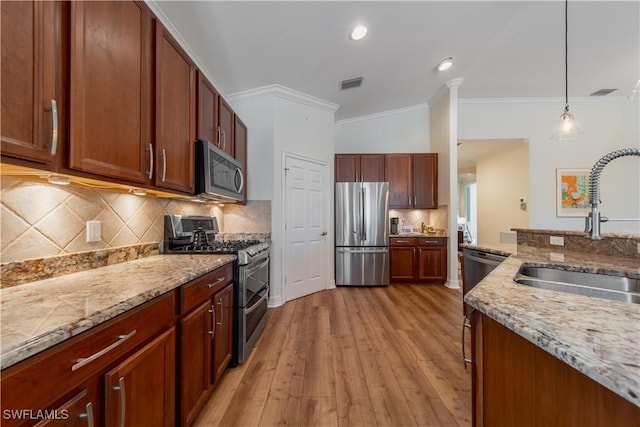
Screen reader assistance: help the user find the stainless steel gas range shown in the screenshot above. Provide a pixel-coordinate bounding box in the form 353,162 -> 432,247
160,214 -> 270,364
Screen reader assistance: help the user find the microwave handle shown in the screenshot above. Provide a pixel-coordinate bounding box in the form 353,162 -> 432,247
235,167 -> 244,193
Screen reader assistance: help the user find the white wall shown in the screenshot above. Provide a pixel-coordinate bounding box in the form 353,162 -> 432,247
459,99 -> 640,234
476,143 -> 530,246
335,104 -> 430,153
429,92 -> 451,203
229,85 -> 338,306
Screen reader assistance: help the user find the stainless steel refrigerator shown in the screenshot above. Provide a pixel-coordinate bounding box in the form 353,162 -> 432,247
335,182 -> 390,286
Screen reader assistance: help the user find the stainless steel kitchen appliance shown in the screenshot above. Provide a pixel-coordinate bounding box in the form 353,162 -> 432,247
160,214 -> 270,364
195,139 -> 244,202
335,182 -> 389,286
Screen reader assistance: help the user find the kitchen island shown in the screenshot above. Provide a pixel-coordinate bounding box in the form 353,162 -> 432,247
464,241 -> 640,422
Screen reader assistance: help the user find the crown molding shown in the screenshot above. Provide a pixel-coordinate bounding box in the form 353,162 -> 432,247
227,84 -> 339,113
458,96 -> 631,105
334,103 -> 430,127
145,0 -> 226,96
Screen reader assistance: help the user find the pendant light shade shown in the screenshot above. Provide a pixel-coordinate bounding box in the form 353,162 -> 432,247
552,0 -> 583,140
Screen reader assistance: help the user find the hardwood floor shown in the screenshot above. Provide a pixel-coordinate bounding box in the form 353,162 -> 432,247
194,285 -> 472,427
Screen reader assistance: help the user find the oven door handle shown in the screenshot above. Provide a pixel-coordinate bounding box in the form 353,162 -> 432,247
244,256 -> 270,277
245,287 -> 269,315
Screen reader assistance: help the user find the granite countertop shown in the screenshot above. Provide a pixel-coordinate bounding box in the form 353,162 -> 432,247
0,254 -> 236,369
391,232 -> 449,238
465,247 -> 640,406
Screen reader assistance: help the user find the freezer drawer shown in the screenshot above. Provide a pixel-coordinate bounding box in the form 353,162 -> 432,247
336,247 -> 389,286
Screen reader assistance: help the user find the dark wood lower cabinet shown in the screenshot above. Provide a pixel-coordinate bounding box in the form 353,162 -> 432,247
471,311 -> 640,427
104,327 -> 176,427
0,262 -> 237,427
180,301 -> 213,427
212,283 -> 233,384
390,237 -> 447,283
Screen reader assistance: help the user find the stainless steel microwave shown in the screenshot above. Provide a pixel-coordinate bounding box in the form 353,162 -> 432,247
195,139 -> 244,202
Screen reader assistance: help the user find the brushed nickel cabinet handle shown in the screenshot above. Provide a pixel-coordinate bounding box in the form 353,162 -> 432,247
222,131 -> 226,152
78,402 -> 95,427
216,297 -> 223,326
208,277 -> 226,288
146,143 -> 153,179
216,127 -> 221,148
462,316 -> 472,369
50,99 -> 58,155
208,304 -> 216,339
72,330 -> 136,371
161,148 -> 167,182
112,377 -> 126,427
395,240 -> 410,243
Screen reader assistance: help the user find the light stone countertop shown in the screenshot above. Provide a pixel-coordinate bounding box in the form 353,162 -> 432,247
0,254 -> 236,369
465,247 -> 640,406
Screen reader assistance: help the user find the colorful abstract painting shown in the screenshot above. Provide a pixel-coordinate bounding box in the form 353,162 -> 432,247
556,169 -> 591,216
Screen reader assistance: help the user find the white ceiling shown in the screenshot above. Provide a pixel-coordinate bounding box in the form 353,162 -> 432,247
152,1 -> 639,121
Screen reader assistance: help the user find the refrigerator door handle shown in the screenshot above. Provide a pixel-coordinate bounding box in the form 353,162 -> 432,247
361,187 -> 366,242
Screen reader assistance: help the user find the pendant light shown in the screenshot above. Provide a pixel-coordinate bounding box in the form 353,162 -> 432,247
552,0 -> 583,140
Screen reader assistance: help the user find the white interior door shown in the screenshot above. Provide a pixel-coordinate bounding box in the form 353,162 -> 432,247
284,154 -> 328,301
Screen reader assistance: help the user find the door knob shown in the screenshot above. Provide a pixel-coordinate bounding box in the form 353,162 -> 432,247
320,231 -> 327,236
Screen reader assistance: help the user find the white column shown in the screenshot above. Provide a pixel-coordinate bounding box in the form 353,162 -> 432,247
445,78 -> 464,289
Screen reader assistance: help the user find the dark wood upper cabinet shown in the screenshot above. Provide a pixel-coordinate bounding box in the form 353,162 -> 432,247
335,154 -> 385,182
155,21 -> 196,194
386,153 -> 438,209
234,115 -> 248,203
413,153 -> 438,208
218,97 -> 234,157
1,0 -> 60,165
385,154 -> 413,208
69,1 -> 152,183
197,71 -> 218,144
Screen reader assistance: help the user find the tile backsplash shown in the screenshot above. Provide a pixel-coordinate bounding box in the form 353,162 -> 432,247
1,177 -> 270,263
389,205 -> 449,233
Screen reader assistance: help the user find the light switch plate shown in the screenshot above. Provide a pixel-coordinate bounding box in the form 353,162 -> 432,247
549,235 -> 564,246
86,221 -> 101,243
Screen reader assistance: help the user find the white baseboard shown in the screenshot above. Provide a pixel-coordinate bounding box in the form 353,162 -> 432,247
268,295 -> 285,308
445,279 -> 460,290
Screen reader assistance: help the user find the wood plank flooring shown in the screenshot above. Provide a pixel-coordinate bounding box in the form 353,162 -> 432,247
194,285 -> 471,427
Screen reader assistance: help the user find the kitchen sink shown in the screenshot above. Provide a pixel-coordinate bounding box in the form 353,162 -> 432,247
513,265 -> 640,304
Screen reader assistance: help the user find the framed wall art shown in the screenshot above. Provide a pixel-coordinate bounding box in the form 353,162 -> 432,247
556,168 -> 591,217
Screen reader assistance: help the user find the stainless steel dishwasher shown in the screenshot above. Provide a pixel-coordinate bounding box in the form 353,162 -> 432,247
460,247 -> 507,370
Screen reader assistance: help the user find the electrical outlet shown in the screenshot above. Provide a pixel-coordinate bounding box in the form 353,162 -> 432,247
86,221 -> 101,243
549,235 -> 564,246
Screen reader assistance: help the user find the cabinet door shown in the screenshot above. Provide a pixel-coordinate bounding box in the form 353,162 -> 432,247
413,153 -> 438,208
104,327 -> 176,427
218,97 -> 234,157
417,246 -> 447,283
69,1 -> 152,183
234,115 -> 248,203
212,283 -> 233,383
1,1 -> 59,164
360,154 -> 386,181
180,301 -> 213,427
390,246 -> 416,282
196,71 -> 218,144
386,154 -> 412,208
34,385 -> 99,427
335,154 -> 360,182
155,22 -> 195,194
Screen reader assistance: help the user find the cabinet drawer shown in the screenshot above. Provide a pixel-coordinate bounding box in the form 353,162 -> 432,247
181,263 -> 233,313
418,237 -> 446,247
1,292 -> 175,419
390,237 -> 417,246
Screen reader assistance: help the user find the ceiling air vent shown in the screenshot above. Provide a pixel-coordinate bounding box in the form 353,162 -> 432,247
340,77 -> 363,90
590,88 -> 617,96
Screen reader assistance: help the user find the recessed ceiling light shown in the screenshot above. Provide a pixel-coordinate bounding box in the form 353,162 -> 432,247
350,25 -> 367,41
436,57 -> 454,71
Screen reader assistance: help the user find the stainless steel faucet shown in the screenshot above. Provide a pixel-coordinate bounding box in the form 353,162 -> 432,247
584,148 -> 640,240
